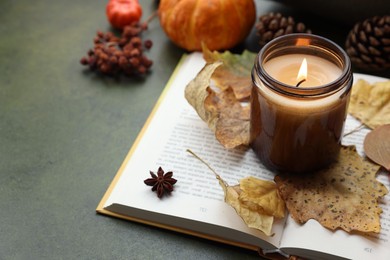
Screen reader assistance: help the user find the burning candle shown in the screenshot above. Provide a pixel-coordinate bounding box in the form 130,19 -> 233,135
250,34 -> 353,173
265,55 -> 342,87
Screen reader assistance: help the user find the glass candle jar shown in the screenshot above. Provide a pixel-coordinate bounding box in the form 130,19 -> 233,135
250,34 -> 353,173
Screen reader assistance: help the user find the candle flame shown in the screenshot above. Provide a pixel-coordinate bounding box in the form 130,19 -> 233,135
297,58 -> 308,82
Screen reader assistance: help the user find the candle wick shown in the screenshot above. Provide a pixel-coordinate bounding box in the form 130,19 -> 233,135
296,79 -> 306,87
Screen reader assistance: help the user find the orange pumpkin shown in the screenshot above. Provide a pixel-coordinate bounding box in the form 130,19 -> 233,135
158,0 -> 256,51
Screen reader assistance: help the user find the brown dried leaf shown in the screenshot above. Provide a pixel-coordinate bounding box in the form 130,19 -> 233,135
275,146 -> 388,233
364,124 -> 390,172
185,62 -> 250,149
348,79 -> 390,129
202,46 -> 256,101
205,87 -> 250,148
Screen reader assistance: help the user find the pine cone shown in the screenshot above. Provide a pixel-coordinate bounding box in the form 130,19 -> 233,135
256,12 -> 312,47
345,15 -> 390,71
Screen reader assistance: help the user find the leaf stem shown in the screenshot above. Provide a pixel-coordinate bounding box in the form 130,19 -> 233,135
186,149 -> 227,186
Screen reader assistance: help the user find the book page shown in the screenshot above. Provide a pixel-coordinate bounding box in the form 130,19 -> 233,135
102,53 -> 285,251
279,80 -> 390,259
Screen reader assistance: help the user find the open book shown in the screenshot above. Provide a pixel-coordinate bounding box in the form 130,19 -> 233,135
96,53 -> 390,260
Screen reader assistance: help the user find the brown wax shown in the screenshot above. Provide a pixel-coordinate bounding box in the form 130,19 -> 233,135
250,86 -> 350,173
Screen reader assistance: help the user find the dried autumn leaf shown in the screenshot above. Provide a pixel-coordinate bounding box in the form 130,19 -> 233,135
348,79 -> 390,129
364,124 -> 390,171
239,176 -> 285,219
187,149 -> 284,236
185,62 -> 250,148
205,87 -> 251,148
275,146 -> 388,233
185,62 -> 221,129
221,180 -> 274,236
202,46 -> 256,101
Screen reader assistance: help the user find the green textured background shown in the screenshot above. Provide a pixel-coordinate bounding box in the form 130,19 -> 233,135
0,1 -> 387,259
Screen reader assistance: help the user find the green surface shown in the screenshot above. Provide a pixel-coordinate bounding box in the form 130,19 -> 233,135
0,1 -> 387,259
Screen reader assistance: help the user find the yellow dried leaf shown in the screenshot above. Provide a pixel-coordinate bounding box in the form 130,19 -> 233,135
185,62 -> 222,130
218,175 -> 285,236
275,146 -> 388,233
239,177 -> 285,219
348,79 -> 390,129
187,149 -> 277,236
222,181 -> 274,236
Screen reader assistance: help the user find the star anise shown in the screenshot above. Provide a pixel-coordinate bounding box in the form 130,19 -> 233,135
144,167 -> 177,198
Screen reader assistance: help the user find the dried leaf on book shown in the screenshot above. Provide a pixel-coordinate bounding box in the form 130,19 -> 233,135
185,61 -> 250,149
221,180 -> 274,236
202,47 -> 256,101
364,124 -> 390,172
185,62 -> 221,128
348,79 -> 390,129
239,176 -> 285,219
275,146 -> 388,233
187,149 -> 285,236
206,88 -> 251,149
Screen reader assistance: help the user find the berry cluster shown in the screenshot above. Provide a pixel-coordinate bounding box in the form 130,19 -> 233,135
80,22 -> 153,77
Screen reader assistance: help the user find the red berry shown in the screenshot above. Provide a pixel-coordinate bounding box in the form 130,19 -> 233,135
80,57 -> 89,65
144,39 -> 153,49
